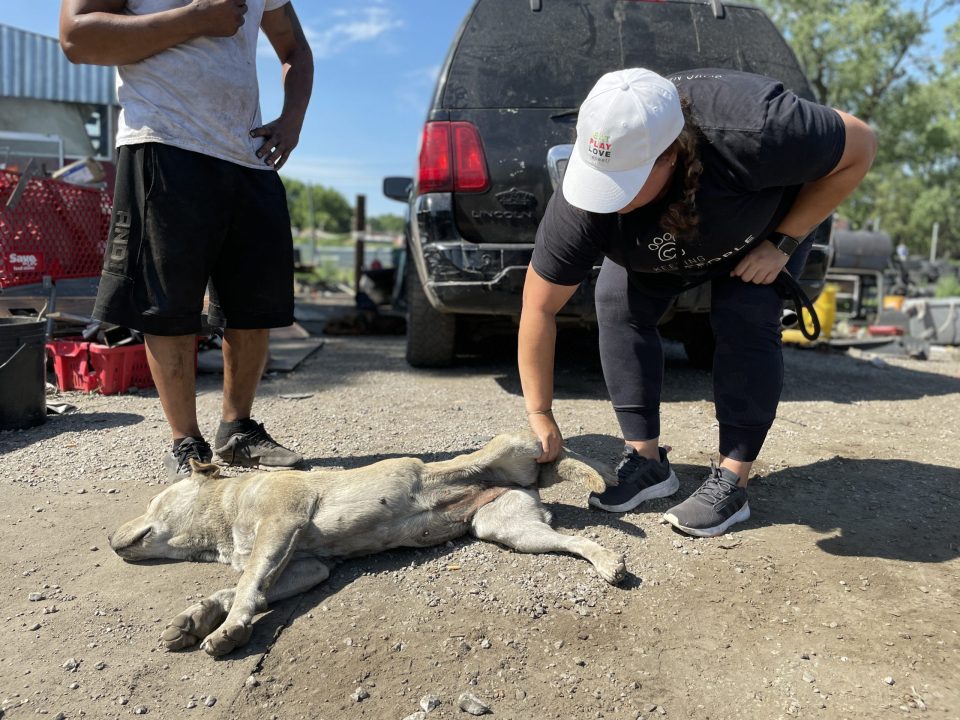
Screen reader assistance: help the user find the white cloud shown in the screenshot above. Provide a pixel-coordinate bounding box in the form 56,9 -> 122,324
260,3 -> 404,59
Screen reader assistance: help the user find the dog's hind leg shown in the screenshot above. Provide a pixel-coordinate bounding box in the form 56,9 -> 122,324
470,489 -> 626,585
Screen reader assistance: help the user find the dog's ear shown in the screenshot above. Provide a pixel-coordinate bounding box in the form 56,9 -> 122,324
188,459 -> 221,479
539,448 -> 617,493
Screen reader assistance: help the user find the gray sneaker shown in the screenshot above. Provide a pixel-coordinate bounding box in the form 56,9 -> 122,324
214,421 -> 303,471
663,463 -> 750,537
163,437 -> 213,481
588,446 -> 679,513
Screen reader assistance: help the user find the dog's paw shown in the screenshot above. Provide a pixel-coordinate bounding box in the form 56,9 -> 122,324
593,549 -> 626,585
161,622 -> 200,651
201,621 -> 253,657
161,599 -> 226,651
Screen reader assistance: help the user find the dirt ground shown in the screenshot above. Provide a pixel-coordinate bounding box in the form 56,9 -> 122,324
2,305 -> 959,720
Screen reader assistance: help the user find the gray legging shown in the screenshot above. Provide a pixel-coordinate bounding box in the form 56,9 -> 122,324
594,242 -> 812,462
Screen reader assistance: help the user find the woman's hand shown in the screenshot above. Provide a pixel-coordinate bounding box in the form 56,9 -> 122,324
730,240 -> 790,284
528,411 -> 563,463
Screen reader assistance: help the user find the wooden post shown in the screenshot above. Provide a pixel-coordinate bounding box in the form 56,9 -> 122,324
354,194 -> 366,296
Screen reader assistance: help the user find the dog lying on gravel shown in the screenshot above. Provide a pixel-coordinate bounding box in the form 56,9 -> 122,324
109,432 -> 626,657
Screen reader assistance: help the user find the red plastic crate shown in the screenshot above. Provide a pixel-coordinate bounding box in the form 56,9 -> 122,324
47,340 -> 155,395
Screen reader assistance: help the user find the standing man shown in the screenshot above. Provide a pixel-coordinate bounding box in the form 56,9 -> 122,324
60,0 -> 314,478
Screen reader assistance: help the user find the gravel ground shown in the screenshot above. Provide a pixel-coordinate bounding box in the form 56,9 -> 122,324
2,304 -> 959,720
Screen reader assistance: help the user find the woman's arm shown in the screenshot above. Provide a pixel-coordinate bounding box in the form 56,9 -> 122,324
732,110 -> 878,284
60,0 -> 247,66
518,266 -> 580,462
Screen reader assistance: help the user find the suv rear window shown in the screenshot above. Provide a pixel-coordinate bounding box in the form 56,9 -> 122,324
443,0 -> 814,109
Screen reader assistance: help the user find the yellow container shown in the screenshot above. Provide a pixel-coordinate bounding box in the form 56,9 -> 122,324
782,283 -> 837,344
883,295 -> 905,311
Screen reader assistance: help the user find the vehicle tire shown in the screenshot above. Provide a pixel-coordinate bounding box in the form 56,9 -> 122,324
682,334 -> 715,370
405,259 -> 457,368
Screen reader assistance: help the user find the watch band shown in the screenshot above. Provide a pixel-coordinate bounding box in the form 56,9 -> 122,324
768,231 -> 802,257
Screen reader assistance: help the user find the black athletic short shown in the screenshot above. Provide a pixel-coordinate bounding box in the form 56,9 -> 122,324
93,143 -> 294,336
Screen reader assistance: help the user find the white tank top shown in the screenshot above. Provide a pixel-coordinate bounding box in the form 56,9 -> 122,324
115,0 -> 290,169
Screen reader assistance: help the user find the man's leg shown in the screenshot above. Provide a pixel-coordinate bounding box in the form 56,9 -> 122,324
212,328 -> 303,467
221,328 -> 270,422
207,166 -> 302,470
145,334 -> 202,440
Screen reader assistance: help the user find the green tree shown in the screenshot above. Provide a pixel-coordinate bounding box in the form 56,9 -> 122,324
756,0 -> 960,256
368,214 -> 406,233
280,177 -> 354,234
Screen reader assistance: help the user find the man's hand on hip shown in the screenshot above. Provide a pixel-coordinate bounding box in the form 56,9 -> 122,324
251,116 -> 301,170
191,0 -> 247,38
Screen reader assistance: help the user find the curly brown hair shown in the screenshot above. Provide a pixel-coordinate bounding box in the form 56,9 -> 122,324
658,97 -> 703,246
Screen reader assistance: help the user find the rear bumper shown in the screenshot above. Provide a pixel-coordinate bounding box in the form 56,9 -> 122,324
409,192 -> 830,319
409,192 -> 596,318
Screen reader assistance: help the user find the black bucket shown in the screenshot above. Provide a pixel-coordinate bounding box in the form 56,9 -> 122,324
0,317 -> 47,431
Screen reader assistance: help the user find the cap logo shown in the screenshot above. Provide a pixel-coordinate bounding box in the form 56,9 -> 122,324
587,131 -> 613,164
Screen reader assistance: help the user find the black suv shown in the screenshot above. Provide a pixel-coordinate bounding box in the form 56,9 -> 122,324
384,0 -> 832,367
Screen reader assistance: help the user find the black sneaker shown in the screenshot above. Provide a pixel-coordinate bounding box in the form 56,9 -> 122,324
663,463 -> 750,537
163,436 -> 213,481
588,446 -> 679,513
214,421 -> 303,471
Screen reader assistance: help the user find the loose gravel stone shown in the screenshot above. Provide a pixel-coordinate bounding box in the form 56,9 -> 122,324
420,694 -> 441,712
352,687 -> 370,702
458,692 -> 491,715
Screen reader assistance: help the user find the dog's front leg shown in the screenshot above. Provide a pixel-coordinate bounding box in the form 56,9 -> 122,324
200,517 -> 307,657
471,489 -> 626,584
162,557 -> 331,652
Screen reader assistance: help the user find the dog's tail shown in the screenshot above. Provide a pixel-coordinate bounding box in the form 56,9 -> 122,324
540,447 -> 618,493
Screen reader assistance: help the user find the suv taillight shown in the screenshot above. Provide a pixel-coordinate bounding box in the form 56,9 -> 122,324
417,121 -> 490,194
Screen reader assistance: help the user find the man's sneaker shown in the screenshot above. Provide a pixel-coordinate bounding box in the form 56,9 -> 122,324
663,463 -> 750,537
163,436 -> 213,481
214,421 -> 303,471
588,446 -> 679,513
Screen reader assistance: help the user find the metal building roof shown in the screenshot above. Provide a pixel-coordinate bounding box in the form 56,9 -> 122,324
0,23 -> 118,106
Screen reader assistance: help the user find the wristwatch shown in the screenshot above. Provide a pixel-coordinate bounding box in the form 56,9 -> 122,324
767,231 -> 804,257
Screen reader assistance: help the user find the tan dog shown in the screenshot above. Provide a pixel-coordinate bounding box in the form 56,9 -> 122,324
110,432 -> 625,657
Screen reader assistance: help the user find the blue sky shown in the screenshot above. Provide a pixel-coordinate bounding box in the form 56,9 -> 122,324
1,0 -> 474,217
2,1 -> 955,218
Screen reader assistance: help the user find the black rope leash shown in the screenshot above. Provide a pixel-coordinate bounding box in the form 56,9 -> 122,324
775,272 -> 821,341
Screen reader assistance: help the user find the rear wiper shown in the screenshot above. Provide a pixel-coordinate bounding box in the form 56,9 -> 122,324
550,109 -> 578,120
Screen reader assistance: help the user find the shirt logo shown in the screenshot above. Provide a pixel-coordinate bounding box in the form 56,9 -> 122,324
647,232 -> 677,261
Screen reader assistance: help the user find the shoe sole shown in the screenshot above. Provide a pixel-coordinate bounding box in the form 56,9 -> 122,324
588,470 -> 680,513
215,456 -> 303,472
663,502 -> 751,538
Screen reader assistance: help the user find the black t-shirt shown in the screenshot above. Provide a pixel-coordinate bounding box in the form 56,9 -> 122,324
531,68 -> 846,290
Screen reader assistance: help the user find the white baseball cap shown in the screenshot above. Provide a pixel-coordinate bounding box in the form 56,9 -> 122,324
562,68 -> 684,214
